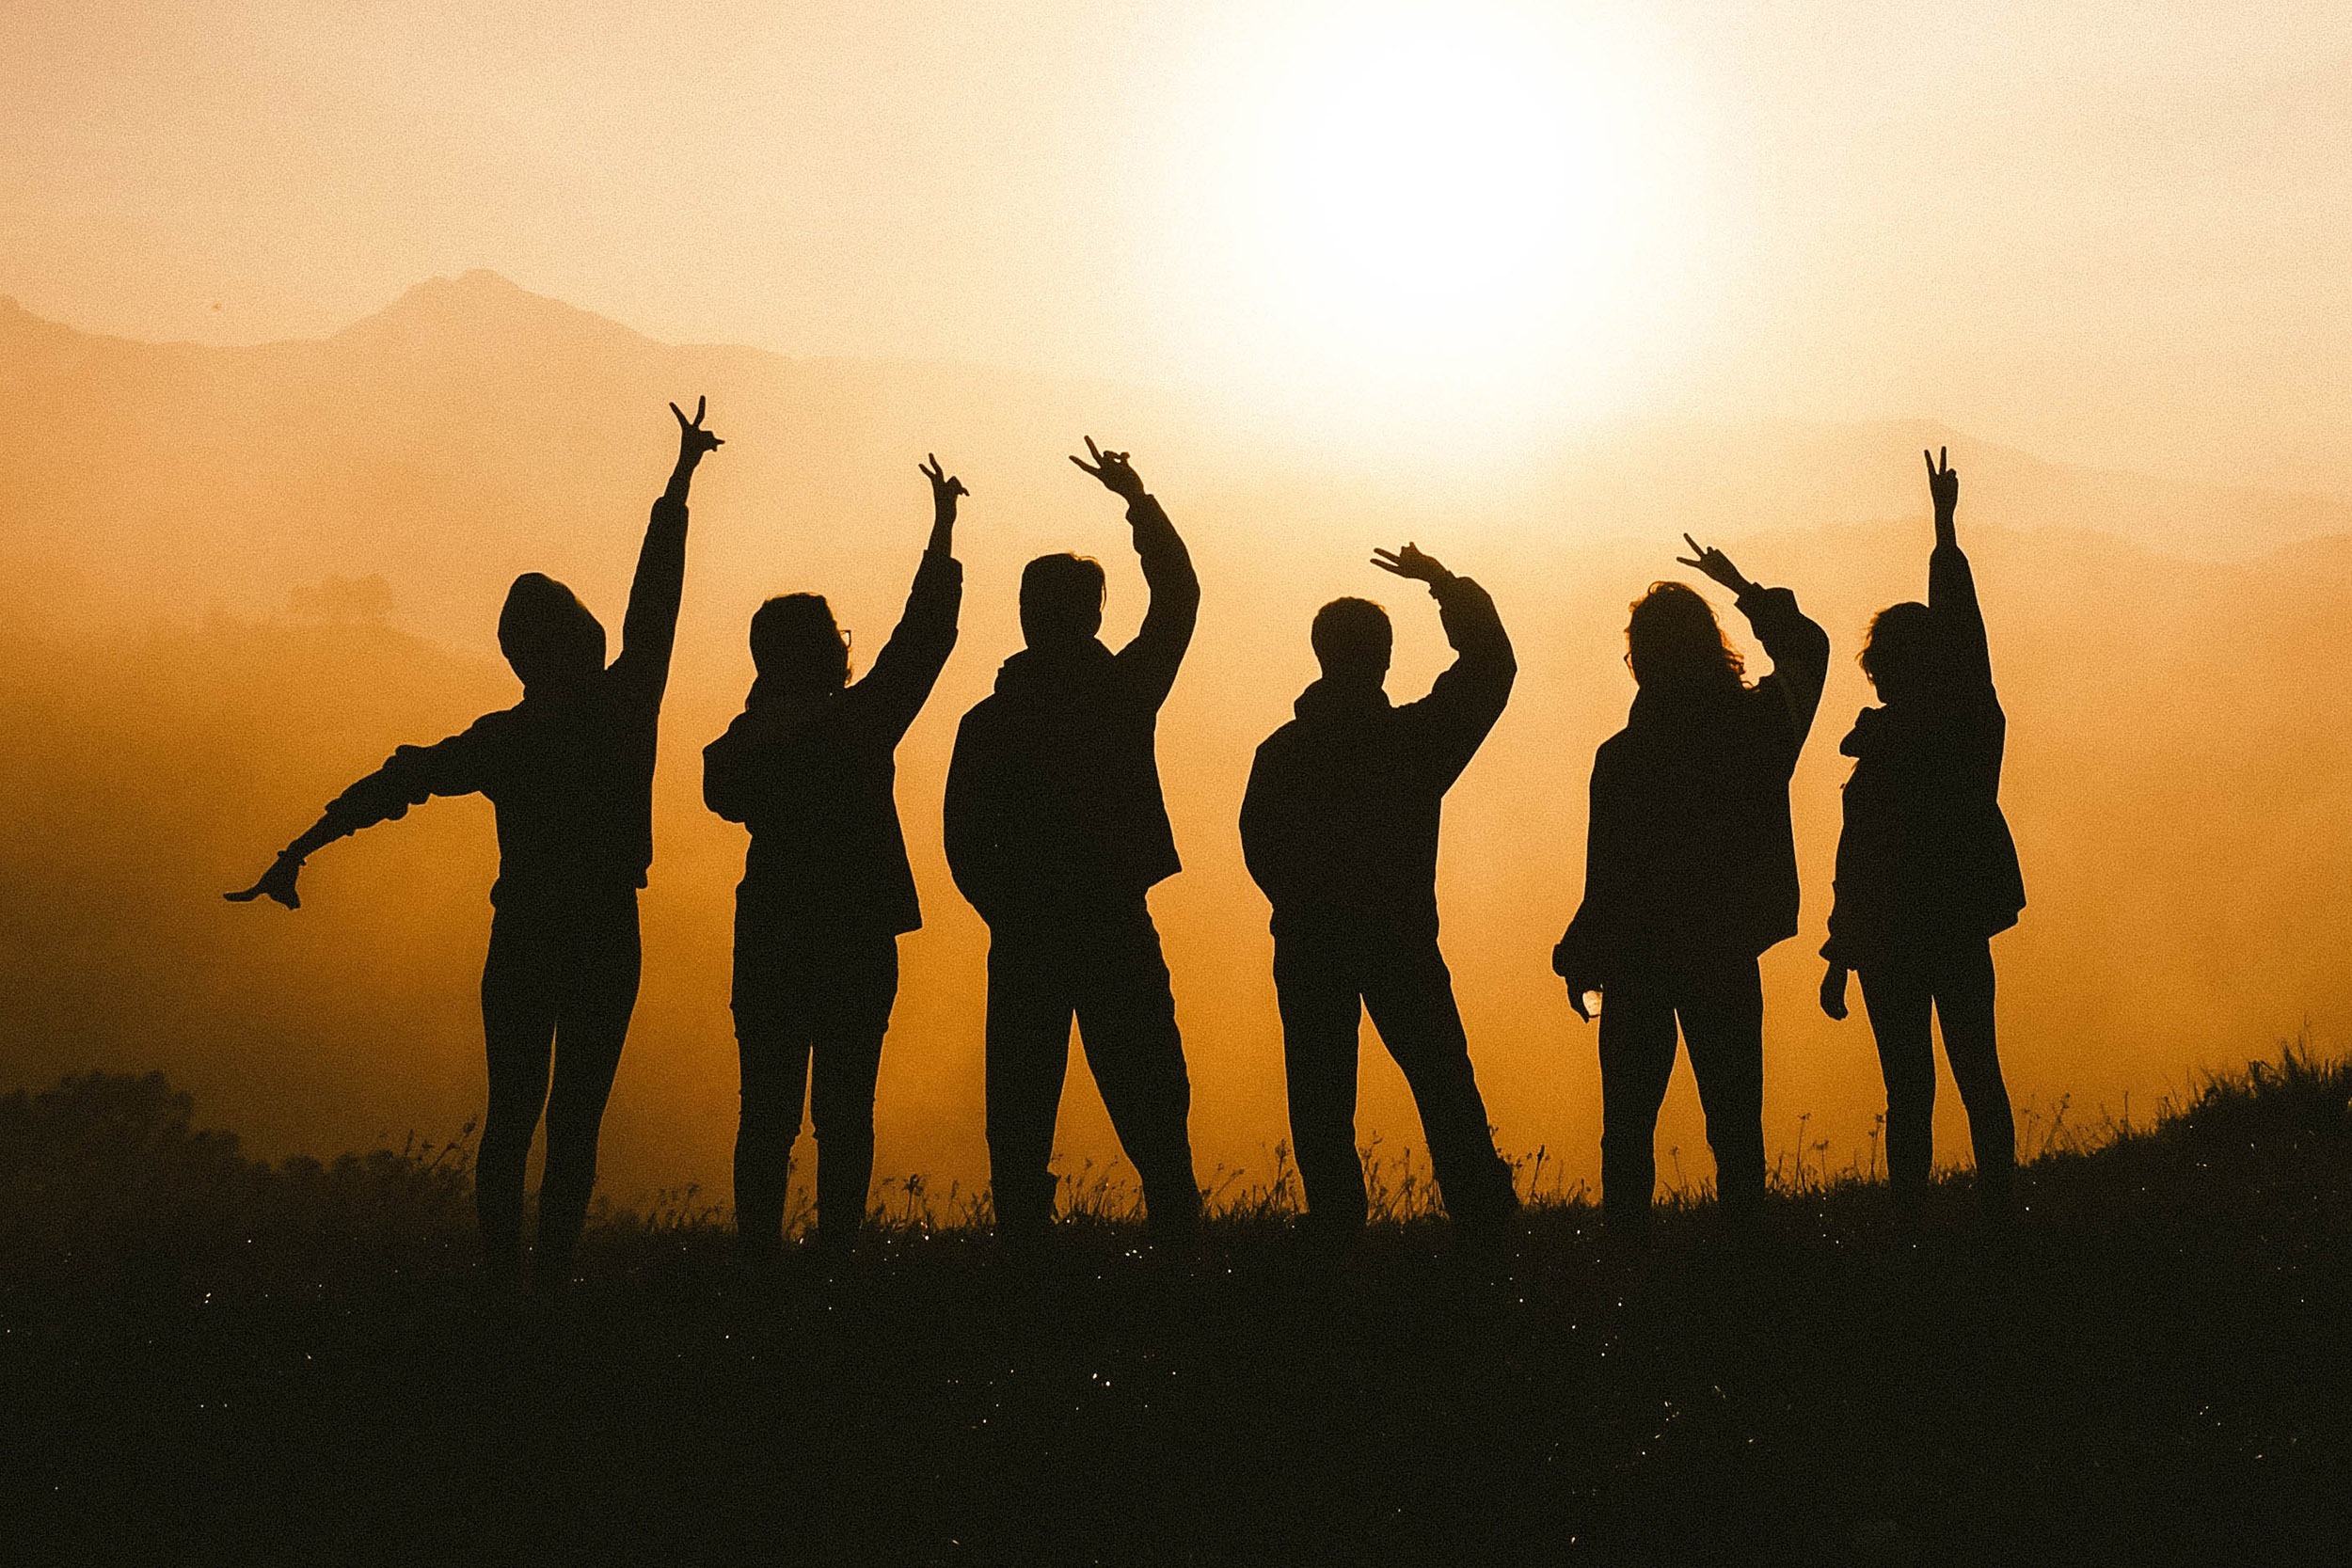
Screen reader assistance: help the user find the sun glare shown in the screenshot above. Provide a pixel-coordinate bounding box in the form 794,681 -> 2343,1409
1167,3 -> 1704,436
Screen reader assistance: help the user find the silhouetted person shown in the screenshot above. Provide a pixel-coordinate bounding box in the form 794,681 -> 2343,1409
1820,450 -> 2024,1219
1553,537 -> 1829,1234
1240,545 -> 1519,1243
704,456 -> 966,1261
943,439 -> 1200,1245
227,399 -> 723,1291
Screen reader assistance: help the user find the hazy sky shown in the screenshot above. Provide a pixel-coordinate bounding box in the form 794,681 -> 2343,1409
5,0 -> 2348,486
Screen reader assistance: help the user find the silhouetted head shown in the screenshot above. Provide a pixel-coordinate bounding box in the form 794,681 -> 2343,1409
749,593 -> 851,691
1625,581 -> 1745,694
1020,553 -> 1107,650
498,573 -> 605,690
1860,600 -> 1935,704
1311,596 -> 1393,687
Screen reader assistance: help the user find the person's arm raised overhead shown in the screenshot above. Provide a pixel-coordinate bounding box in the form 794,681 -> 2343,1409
1923,446 -> 1994,691
856,454 -> 968,745
1375,542 -> 1515,787
612,398 -> 723,701
225,721 -> 495,910
1677,533 -> 1831,755
1073,437 -> 1198,710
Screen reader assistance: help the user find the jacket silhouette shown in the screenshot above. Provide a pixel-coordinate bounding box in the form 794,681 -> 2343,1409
705,457 -> 964,1257
1822,450 -> 2022,1215
944,440 -> 1200,1241
1241,547 -> 1520,1235
227,400 -> 722,1290
1554,542 -> 1830,1231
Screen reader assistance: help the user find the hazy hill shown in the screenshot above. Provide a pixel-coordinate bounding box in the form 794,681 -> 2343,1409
2,272 -> 2348,1205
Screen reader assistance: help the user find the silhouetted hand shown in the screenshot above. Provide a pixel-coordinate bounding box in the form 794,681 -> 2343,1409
1676,534 -> 1756,597
672,397 -> 723,463
920,453 -> 968,515
1925,446 -> 1958,520
1070,436 -> 1148,505
1565,980 -> 1596,1023
1820,962 -> 1850,1021
1371,543 -> 1455,590
225,853 -> 304,911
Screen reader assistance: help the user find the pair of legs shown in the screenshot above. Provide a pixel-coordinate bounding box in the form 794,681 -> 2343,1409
1273,923 -> 1517,1232
731,922 -> 899,1257
476,890 -> 643,1288
983,901 -> 1200,1240
1597,954 -> 1766,1232
1857,938 -> 2014,1214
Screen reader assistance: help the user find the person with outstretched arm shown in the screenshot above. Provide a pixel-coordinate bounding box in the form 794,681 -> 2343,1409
1819,449 -> 2024,1221
1240,543 -> 1521,1247
227,399 -> 723,1292
943,439 -> 1201,1248
704,455 -> 966,1263
1552,535 -> 1830,1237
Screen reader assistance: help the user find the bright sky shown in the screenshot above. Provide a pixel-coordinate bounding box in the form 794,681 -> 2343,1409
4,0 -> 2348,486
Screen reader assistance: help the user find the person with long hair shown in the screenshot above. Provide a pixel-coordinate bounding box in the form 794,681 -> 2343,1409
703,455 -> 966,1262
1553,537 -> 1830,1235
1819,450 -> 2024,1220
227,399 -> 723,1291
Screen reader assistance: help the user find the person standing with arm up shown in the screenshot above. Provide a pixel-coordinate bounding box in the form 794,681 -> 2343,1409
1819,449 -> 2024,1221
227,399 -> 723,1292
1552,535 -> 1830,1237
944,439 -> 1201,1249
1239,543 -> 1521,1246
704,455 -> 966,1263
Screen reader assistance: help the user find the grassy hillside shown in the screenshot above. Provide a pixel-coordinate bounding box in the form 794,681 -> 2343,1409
2,1045 -> 2346,1563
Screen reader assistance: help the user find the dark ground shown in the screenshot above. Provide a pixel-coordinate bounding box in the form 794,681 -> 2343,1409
2,1050 -> 2347,1566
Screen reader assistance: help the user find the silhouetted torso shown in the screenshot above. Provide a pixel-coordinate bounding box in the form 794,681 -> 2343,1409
705,549 -> 962,934
1825,542 -> 2025,964
1564,585 -> 1831,973
1240,575 -> 1513,941
945,496 -> 1196,924
316,496 -> 688,908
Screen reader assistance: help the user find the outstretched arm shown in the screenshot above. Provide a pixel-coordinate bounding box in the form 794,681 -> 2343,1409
856,455 -> 968,743
1073,437 -> 1198,710
614,399 -> 723,697
1375,542 -> 1515,786
225,726 -> 490,909
1924,447 -> 1994,689
1679,533 -> 1830,756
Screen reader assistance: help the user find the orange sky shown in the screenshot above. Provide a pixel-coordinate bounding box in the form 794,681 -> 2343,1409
4,1 -> 2349,489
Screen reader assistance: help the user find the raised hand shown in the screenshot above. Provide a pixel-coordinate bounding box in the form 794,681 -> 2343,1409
1925,446 -> 1958,520
1675,533 -> 1756,597
225,853 -> 305,911
920,452 -> 968,514
1371,542 -> 1454,589
671,396 -> 723,463
1070,436 -> 1147,504
1820,961 -> 1850,1022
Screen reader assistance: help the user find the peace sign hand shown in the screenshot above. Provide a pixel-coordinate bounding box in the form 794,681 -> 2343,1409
1371,542 -> 1454,588
919,453 -> 969,514
1675,533 -> 1756,597
1070,436 -> 1148,504
1924,446 -> 1958,521
670,396 -> 723,462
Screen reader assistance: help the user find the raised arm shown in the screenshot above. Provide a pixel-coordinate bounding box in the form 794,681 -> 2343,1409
1678,534 -> 1829,757
1924,447 -> 1994,689
852,455 -> 968,743
1072,437 -> 1198,711
613,399 -> 723,698
224,723 -> 492,909
1374,542 -> 1516,788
